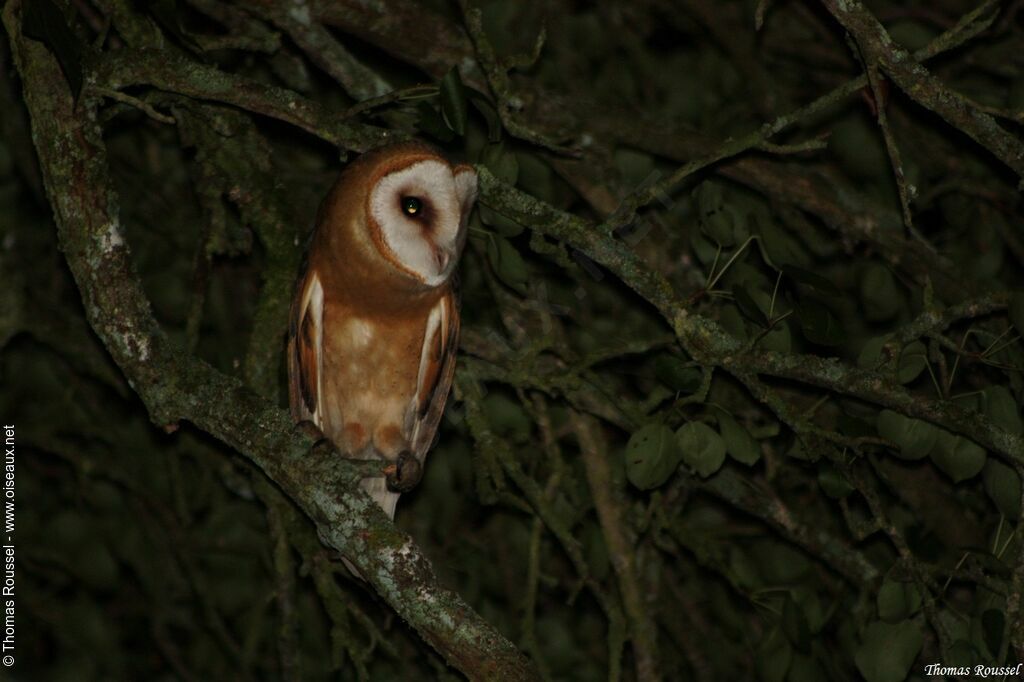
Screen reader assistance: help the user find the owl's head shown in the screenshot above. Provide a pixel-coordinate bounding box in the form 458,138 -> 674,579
342,142 -> 477,288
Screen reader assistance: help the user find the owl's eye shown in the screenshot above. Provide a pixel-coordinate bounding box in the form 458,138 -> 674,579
400,196 -> 423,217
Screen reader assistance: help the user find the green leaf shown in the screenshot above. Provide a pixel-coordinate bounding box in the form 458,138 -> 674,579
718,412 -> 760,465
583,522 -> 610,581
736,287 -> 792,352
478,205 -> 524,237
147,0 -> 202,52
756,219 -> 809,268
838,412 -> 876,438
980,609 -> 1005,661
483,394 -> 533,442
440,67 -> 469,135
856,335 -> 925,381
877,578 -> 921,623
755,629 -> 793,682
694,182 -> 745,248
752,540 -> 812,583
614,149 -> 655,187
876,410 -> 938,461
930,430 -> 987,483
702,210 -> 739,247
695,182 -> 731,245
860,263 -> 901,322
832,116 -> 888,180
480,142 -> 519,185
817,462 -> 853,499
76,542 -> 119,592
694,181 -> 724,211
416,102 -> 455,142
733,285 -> 769,327
690,230 -> 720,266
983,386 -> 1022,435
787,653 -> 825,682
947,640 -> 976,668
728,546 -> 761,590
718,304 -> 749,341
676,422 -> 727,478
486,236 -> 529,294
897,341 -> 928,384
889,20 -> 938,52
782,265 -> 842,298
1011,79 -> 1024,111
624,424 -> 683,490
857,335 -> 890,370
516,152 -> 556,203
22,0 -> 83,99
782,595 -> 811,652
797,299 -> 843,346
791,587 -> 827,635
758,318 -> 793,353
854,620 -> 923,682
653,356 -> 704,394
785,438 -> 818,462
46,510 -> 91,550
982,459 -> 1021,519
469,91 -> 503,142
953,391 -> 982,412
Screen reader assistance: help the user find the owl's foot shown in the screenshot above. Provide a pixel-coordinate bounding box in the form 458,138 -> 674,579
296,419 -> 327,443
384,451 -> 422,493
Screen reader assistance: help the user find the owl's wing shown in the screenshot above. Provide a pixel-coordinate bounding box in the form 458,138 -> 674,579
408,286 -> 460,459
287,265 -> 325,428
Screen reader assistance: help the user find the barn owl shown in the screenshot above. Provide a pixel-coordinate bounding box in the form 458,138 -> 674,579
288,142 -> 477,520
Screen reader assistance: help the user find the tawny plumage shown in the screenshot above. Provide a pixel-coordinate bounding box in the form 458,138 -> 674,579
288,142 -> 477,519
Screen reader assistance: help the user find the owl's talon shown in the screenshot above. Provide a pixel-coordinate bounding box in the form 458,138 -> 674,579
385,451 -> 423,493
296,419 -> 326,442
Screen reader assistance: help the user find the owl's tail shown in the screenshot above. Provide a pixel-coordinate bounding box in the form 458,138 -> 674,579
361,476 -> 401,520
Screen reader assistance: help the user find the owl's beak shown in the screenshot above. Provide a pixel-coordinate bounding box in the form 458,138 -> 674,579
435,248 -> 451,274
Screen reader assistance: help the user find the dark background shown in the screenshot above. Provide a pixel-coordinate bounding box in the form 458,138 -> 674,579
2,0 -> 1023,680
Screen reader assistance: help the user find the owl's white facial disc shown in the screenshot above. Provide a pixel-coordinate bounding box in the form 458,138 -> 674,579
369,160 -> 475,286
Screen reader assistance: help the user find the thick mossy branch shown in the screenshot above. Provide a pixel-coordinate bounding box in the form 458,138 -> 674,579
94,48 -> 395,152
4,4 -> 537,680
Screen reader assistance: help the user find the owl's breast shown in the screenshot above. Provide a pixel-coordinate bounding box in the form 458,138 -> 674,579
319,301 -> 436,458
